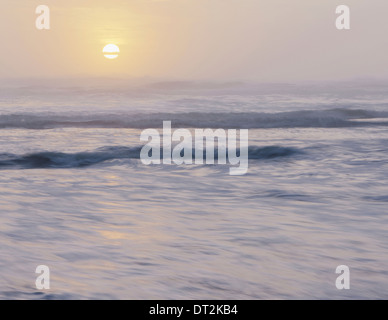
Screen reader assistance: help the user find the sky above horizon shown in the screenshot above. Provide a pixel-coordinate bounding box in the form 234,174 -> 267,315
1,0 -> 388,82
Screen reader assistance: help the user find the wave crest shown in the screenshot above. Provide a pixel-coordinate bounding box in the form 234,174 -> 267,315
0,146 -> 301,169
0,108 -> 387,129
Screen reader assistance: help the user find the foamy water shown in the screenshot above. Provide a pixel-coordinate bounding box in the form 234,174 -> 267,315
1,81 -> 388,299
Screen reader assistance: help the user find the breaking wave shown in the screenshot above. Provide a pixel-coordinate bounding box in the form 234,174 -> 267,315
0,108 -> 388,129
0,146 -> 302,169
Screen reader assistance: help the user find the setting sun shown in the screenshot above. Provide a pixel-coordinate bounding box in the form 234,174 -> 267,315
103,44 -> 120,59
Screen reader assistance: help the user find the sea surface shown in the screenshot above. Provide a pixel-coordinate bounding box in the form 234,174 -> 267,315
0,79 -> 388,299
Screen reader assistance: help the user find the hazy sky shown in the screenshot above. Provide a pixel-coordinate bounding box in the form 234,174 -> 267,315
1,0 -> 387,81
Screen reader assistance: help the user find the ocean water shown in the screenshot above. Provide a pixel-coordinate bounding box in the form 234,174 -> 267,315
0,80 -> 388,299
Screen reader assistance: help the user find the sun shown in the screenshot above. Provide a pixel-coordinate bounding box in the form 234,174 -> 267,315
103,44 -> 120,59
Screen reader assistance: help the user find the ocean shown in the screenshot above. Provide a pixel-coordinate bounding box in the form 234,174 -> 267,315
0,79 -> 388,299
